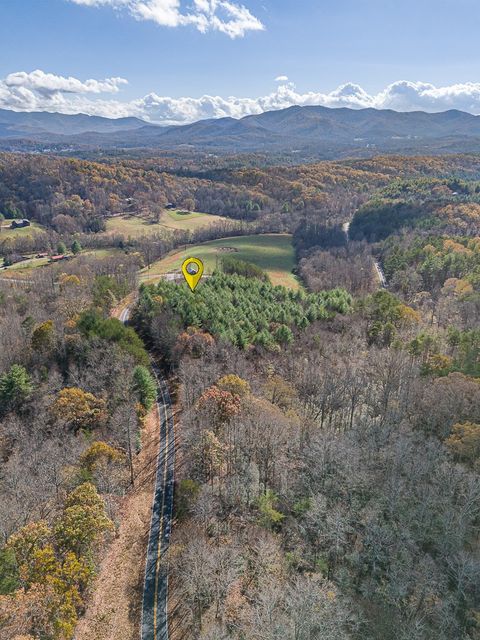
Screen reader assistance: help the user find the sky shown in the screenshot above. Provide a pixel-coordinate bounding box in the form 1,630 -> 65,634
2,0 -> 480,124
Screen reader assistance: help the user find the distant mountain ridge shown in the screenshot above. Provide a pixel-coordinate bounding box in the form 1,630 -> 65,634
0,109 -> 148,137
3,104 -> 480,157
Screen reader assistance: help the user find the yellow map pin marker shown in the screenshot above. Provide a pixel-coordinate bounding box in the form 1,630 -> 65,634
182,257 -> 204,291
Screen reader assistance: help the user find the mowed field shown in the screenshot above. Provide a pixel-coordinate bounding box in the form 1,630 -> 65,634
105,210 -> 228,236
141,234 -> 300,289
0,221 -> 45,238
2,256 -> 50,272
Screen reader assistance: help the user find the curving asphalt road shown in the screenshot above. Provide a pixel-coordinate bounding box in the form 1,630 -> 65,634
119,304 -> 175,640
141,368 -> 175,640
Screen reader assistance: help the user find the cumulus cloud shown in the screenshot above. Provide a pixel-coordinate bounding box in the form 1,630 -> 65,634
4,73 -> 480,125
68,0 -> 264,38
4,70 -> 127,97
275,75 -> 288,82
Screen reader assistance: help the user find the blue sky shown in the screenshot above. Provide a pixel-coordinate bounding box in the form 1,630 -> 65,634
1,0 -> 480,123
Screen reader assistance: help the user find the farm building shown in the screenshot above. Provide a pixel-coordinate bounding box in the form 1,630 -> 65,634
11,219 -> 31,229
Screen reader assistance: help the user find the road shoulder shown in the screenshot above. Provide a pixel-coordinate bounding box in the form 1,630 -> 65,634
74,407 -> 160,640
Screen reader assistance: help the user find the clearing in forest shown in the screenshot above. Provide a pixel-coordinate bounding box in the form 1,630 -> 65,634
0,248 -> 129,277
141,233 -> 300,289
105,210 -> 227,236
0,221 -> 46,238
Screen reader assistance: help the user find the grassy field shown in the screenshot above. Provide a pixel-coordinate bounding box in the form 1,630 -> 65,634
2,256 -> 50,272
105,211 -> 227,237
0,221 -> 45,238
163,210 -> 228,230
0,248 -> 126,278
141,234 -> 300,289
82,248 -> 126,259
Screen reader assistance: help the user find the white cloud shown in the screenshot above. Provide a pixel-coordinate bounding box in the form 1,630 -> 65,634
4,73 -> 480,126
68,0 -> 264,38
275,75 -> 288,82
4,70 -> 127,97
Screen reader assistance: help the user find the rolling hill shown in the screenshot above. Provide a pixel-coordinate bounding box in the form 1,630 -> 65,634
3,104 -> 480,157
0,109 -> 149,137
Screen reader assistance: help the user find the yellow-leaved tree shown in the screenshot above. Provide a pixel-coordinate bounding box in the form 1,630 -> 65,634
50,388 -> 107,432
0,483 -> 112,640
445,422 -> 480,468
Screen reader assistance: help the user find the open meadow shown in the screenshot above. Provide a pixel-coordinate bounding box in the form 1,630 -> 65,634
104,210 -> 228,237
140,233 -> 300,289
0,221 -> 46,238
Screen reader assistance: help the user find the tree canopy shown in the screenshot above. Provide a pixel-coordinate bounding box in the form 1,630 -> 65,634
137,273 -> 352,349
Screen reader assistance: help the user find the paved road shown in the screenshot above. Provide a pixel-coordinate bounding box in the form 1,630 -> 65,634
343,219 -> 387,288
141,368 -> 175,640
120,304 -> 175,640
119,305 -> 132,324
374,260 -> 387,288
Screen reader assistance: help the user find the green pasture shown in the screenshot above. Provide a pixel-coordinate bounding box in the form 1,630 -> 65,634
141,234 -> 300,289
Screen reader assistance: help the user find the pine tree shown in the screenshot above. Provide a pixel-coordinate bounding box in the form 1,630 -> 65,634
0,364 -> 32,413
71,240 -> 82,255
132,366 -> 157,411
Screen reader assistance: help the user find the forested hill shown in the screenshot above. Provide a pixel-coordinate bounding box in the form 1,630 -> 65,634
3,152 -> 480,235
4,105 -> 480,157
0,109 -> 148,137
1,146 -> 480,640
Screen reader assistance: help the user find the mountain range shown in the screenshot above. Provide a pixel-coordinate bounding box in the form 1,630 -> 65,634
0,109 -> 147,138
2,105 -> 480,157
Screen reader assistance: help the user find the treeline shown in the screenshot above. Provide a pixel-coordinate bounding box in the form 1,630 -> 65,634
0,151 -> 394,237
0,217 -> 278,279
0,155 -> 284,234
4,153 -> 480,241
220,255 -> 269,281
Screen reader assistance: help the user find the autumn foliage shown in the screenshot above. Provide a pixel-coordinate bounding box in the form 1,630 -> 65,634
50,388 -> 107,433
0,484 -> 112,640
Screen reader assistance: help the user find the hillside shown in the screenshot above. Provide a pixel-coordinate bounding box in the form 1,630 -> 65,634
0,109 -> 149,138
4,152 -> 480,239
4,105 -> 480,157
141,234 -> 299,288
1,148 -> 480,640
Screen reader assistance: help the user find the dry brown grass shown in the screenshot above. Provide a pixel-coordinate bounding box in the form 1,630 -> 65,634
75,408 -> 160,640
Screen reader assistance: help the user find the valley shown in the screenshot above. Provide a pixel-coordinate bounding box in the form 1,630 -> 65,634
2,3 -> 480,639
0,145 -> 479,640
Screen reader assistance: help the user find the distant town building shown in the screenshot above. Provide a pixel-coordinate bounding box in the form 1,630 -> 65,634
11,219 -> 31,229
